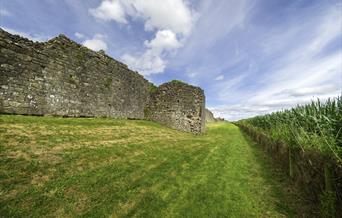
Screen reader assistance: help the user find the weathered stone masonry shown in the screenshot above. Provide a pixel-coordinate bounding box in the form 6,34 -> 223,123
145,81 -> 205,133
0,29 -> 206,133
0,29 -> 150,119
204,108 -> 215,123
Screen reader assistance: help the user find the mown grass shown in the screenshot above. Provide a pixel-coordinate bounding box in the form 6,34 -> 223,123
0,115 -> 308,217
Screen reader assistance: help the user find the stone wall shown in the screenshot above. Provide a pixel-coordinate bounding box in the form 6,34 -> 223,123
0,29 -> 206,133
145,81 -> 205,133
205,108 -> 216,123
0,29 -> 150,119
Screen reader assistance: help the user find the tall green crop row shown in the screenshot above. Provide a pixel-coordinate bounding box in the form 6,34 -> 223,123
238,96 -> 342,163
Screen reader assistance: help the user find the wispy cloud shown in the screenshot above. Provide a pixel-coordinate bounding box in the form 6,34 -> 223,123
172,0 -> 254,68
208,3 -> 342,120
214,75 -> 224,81
277,84 -> 340,98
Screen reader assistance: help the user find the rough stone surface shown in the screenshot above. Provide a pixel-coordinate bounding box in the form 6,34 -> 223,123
205,108 -> 216,123
0,29 -> 206,133
145,81 -> 205,133
0,29 -> 150,119
204,108 -> 225,123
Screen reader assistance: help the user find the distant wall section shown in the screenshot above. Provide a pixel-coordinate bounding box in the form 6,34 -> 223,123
205,108 -> 216,123
145,81 -> 205,133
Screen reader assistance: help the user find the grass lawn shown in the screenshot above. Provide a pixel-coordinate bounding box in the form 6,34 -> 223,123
0,115 -> 309,217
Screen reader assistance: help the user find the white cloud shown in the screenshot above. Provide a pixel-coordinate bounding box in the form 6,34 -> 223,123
89,0 -> 195,35
250,41 -> 342,104
0,9 -> 11,17
122,29 -> 181,75
90,0 -> 196,75
75,32 -> 85,39
89,0 -> 127,23
126,0 -> 195,35
277,84 -> 340,97
210,104 -> 274,121
144,30 -> 182,52
214,75 -> 224,81
212,89 -> 341,121
1,26 -> 48,42
82,34 -> 108,51
218,50 -> 341,121
210,5 -> 342,121
121,29 -> 183,75
122,50 -> 165,75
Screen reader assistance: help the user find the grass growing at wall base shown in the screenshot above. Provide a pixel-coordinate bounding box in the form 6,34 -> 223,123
0,115 -> 312,217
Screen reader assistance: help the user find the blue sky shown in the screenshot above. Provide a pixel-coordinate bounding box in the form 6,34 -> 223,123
1,0 -> 341,120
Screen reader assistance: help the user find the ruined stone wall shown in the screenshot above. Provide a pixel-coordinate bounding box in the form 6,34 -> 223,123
145,81 -> 205,133
0,29 -> 150,119
205,108 -> 216,123
0,29 -> 206,133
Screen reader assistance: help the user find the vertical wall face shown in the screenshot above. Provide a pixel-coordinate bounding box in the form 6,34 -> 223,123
205,108 -> 216,123
0,29 -> 150,119
145,81 -> 206,133
0,29 -> 207,133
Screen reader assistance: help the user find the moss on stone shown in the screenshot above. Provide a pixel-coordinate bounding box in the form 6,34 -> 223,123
68,74 -> 78,86
169,80 -> 188,85
148,83 -> 158,94
105,77 -> 112,88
